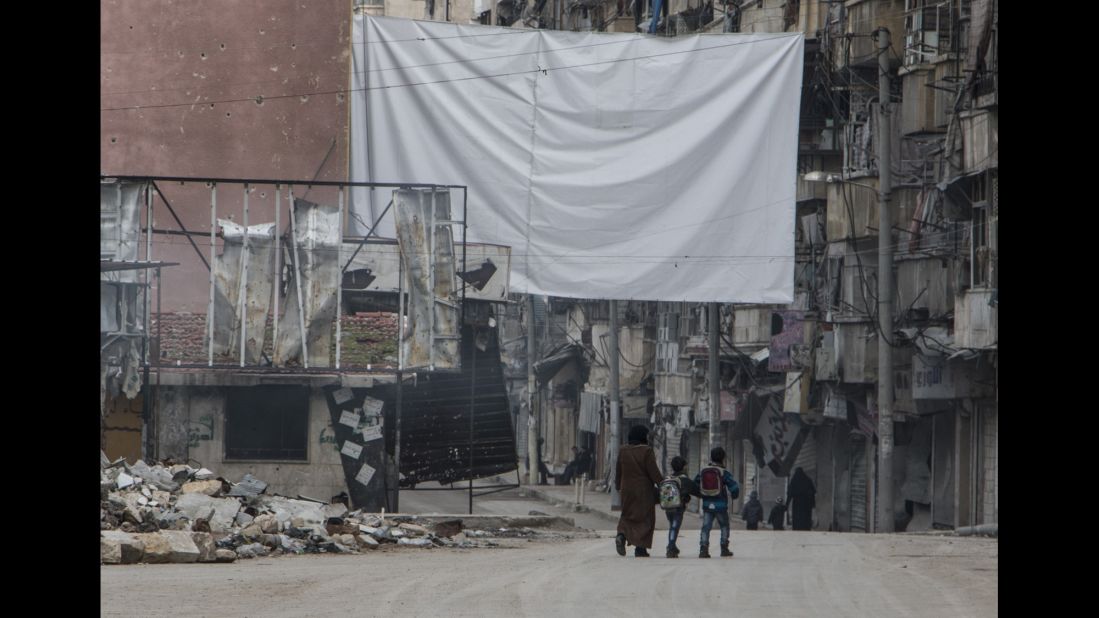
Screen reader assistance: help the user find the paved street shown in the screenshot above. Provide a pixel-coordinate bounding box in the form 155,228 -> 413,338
101,485 -> 997,617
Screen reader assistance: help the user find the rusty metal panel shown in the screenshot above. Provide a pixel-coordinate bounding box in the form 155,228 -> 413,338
211,220 -> 276,364
962,110 -> 998,173
954,289 -> 997,349
826,179 -> 879,241
274,198 -> 341,367
394,188 -> 460,371
835,322 -> 877,384
655,373 -> 694,407
897,257 -> 956,319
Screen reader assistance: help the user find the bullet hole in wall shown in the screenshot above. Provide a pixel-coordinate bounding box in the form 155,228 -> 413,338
336,93 -> 345,102
110,137 -> 118,144
220,43 -> 226,50
201,52 -> 207,59
291,43 -> 296,49
226,112 -> 231,118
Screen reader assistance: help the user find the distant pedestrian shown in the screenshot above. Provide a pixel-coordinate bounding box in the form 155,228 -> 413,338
658,455 -> 700,558
614,425 -> 664,558
535,438 -> 555,485
768,497 -> 787,531
693,446 -> 741,558
740,490 -> 764,530
787,467 -> 816,531
559,446 -> 584,485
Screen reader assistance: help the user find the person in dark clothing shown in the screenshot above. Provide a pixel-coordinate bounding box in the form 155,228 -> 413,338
768,497 -> 787,530
786,467 -> 816,531
662,455 -> 699,558
740,490 -> 765,530
559,446 -> 582,485
615,425 -> 664,557
535,438 -> 554,485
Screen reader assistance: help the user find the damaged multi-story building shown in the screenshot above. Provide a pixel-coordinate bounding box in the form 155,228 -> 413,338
102,0 -> 996,531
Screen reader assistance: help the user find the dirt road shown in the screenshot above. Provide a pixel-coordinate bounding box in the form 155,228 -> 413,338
101,531 -> 996,617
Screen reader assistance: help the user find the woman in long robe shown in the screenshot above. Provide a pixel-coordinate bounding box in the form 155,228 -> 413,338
614,425 -> 663,557
786,467 -> 817,531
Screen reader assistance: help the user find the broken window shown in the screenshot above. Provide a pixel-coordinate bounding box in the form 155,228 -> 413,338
225,386 -> 309,461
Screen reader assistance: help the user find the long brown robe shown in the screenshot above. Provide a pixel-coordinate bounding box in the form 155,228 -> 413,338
615,443 -> 664,549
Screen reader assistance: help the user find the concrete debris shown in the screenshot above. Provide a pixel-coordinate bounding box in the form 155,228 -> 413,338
101,456 -> 516,565
235,543 -> 269,559
182,479 -> 224,497
227,473 -> 268,497
214,549 -> 238,563
192,532 -> 218,563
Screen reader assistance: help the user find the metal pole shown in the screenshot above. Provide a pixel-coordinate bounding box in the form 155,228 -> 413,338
526,295 -> 539,485
876,27 -> 895,533
469,325 -> 476,515
289,187 -> 309,369
155,265 -> 162,461
144,184 -> 153,363
708,302 -> 720,455
239,184 -> 249,367
207,184 -> 217,366
394,251 -> 404,513
274,185 -> 281,354
336,187 -> 344,369
609,299 -> 620,510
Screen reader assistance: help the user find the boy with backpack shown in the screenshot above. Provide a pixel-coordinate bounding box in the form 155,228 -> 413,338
658,456 -> 699,558
693,446 -> 741,558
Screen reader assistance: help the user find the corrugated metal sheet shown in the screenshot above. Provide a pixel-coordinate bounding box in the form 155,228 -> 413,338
795,430 -> 816,481
394,188 -> 460,371
274,197 -> 341,367
955,289 -> 997,349
655,374 -> 694,407
836,322 -> 877,383
388,325 -> 517,485
212,220 -> 277,364
579,391 -> 602,434
897,257 -> 956,319
850,440 -> 868,532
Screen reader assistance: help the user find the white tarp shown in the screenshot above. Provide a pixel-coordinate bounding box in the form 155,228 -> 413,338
351,15 -> 802,303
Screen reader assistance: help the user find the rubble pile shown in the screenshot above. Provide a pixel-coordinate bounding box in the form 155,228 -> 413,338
100,453 -> 502,565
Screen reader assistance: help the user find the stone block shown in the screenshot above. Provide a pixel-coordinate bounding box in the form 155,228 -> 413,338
101,530 -> 145,564
215,549 -> 238,563
192,532 -> 217,563
101,539 -> 122,564
254,514 -> 279,534
137,533 -> 172,563
159,530 -> 200,563
182,480 -> 224,497
175,493 -> 241,532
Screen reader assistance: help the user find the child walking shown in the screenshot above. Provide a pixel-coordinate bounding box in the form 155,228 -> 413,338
658,456 -> 699,558
693,447 -> 741,558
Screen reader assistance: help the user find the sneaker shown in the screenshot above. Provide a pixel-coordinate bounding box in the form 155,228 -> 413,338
615,533 -> 626,557
699,546 -> 711,559
720,544 -> 734,557
635,547 -> 650,557
666,546 -> 680,559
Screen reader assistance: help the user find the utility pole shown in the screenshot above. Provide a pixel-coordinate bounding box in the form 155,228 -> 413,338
609,299 -> 620,510
526,295 -> 539,486
876,27 -> 895,533
708,302 -> 720,456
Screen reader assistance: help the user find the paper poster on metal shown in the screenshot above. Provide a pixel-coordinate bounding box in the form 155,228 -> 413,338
355,463 -> 377,487
341,441 -> 364,460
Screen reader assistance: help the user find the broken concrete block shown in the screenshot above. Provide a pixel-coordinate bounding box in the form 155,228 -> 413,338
235,512 -> 254,527
322,503 -> 348,519
192,532 -> 217,562
434,519 -> 463,538
130,460 -> 179,492
214,549 -> 237,563
116,472 -> 135,489
159,530 -> 200,563
337,534 -> 357,547
330,542 -> 354,553
101,531 -> 146,564
101,539 -> 122,564
358,535 -> 380,549
240,523 -> 263,540
175,493 -> 241,532
398,523 -> 429,536
194,468 -> 215,480
235,543 -> 268,559
397,537 -> 432,547
258,496 -> 326,529
389,528 -> 406,539
137,533 -> 173,564
228,473 -> 269,497
182,479 -> 224,497
254,513 -> 279,534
